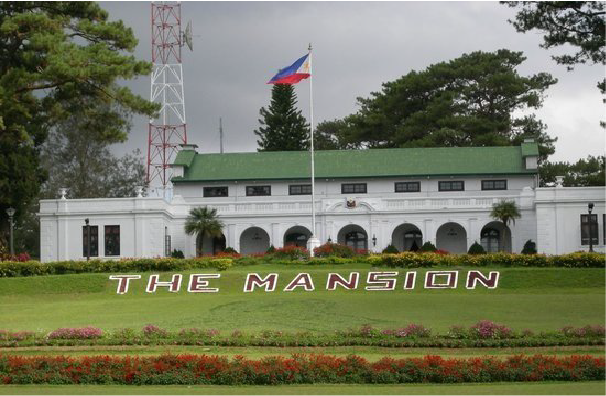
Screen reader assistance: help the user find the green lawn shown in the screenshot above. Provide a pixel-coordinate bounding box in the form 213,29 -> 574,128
0,264 -> 603,332
1,382 -> 604,395
2,345 -> 604,359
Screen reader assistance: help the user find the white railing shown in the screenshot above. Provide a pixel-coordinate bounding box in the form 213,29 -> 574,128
204,196 -> 522,215
39,197 -> 172,214
40,194 -> 525,217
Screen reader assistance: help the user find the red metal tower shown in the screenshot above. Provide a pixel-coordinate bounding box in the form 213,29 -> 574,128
146,2 -> 192,188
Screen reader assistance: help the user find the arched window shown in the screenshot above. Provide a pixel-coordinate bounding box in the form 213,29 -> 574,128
481,228 -> 500,253
285,232 -> 308,248
346,231 -> 367,250
403,230 -> 422,251
213,234 -> 226,254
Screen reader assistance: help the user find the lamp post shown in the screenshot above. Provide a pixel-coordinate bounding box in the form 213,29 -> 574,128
85,218 -> 90,261
372,234 -> 377,247
6,207 -> 15,256
588,203 -> 594,253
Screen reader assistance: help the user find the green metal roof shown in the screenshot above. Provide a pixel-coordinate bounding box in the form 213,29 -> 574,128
171,144 -> 538,183
172,149 -> 196,167
521,141 -> 540,157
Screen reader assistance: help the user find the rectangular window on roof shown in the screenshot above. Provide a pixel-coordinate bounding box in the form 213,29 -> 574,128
580,214 -> 598,245
341,183 -> 367,194
82,225 -> 98,257
482,180 -> 508,191
246,185 -> 271,196
203,187 -> 228,197
395,182 -> 420,193
439,181 -> 465,191
289,184 -> 312,195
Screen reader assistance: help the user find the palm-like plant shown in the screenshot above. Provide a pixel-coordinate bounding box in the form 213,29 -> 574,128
184,207 -> 224,257
490,200 -> 521,252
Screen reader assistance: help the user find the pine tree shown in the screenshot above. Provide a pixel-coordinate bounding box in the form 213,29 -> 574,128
0,2 -> 156,249
254,85 -> 309,151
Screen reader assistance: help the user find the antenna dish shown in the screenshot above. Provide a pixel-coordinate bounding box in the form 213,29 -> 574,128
184,20 -> 193,51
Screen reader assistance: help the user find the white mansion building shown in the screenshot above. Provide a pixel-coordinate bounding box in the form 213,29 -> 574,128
39,141 -> 605,262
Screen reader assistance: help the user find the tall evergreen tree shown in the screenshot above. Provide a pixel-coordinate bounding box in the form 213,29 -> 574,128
0,2 -> 157,249
254,84 -> 309,151
502,2 -> 605,126
315,50 -> 557,161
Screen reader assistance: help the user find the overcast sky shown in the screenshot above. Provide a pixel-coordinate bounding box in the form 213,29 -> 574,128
102,1 -> 605,163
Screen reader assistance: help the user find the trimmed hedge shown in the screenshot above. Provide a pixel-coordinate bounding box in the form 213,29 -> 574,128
1,354 -> 604,385
0,252 -> 603,278
375,252 -> 605,268
0,258 -> 232,278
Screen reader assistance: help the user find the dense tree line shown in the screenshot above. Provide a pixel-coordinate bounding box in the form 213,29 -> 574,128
314,50 -> 557,162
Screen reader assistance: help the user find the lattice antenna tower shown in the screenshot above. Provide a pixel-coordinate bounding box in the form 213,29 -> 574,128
146,2 -> 193,188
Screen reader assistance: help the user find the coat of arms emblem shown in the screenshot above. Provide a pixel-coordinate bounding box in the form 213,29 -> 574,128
346,198 -> 357,208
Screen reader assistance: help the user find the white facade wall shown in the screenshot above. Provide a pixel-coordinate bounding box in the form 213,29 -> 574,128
535,187 -> 606,254
39,197 -> 189,261
38,175 -> 605,262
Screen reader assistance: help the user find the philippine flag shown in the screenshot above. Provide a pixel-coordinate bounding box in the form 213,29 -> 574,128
267,53 -> 311,84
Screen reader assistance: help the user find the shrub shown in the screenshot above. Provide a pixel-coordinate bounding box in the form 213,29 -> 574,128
447,325 -> 469,339
142,325 -> 168,338
359,324 -> 381,338
522,240 -> 538,254
47,327 -> 103,340
272,245 -> 308,260
223,247 -> 239,254
383,324 -> 432,338
561,325 -> 606,337
112,328 -> 136,339
171,249 -> 185,259
235,257 -> 262,266
468,241 -> 486,254
215,251 -> 241,259
381,244 -> 399,254
209,258 -> 232,271
469,320 -> 512,339
0,252 -> 31,262
0,330 -> 36,341
366,255 -> 383,267
178,328 -> 220,338
418,241 -> 437,252
314,242 -> 356,258
308,257 -> 354,265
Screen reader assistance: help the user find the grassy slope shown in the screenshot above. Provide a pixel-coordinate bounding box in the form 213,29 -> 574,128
1,382 -> 605,395
0,265 -> 603,332
3,345 -> 604,359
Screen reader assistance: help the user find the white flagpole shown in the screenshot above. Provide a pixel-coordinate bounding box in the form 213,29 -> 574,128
308,43 -> 318,256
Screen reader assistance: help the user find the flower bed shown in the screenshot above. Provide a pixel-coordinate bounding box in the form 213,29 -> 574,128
1,354 -> 603,385
1,323 -> 603,348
